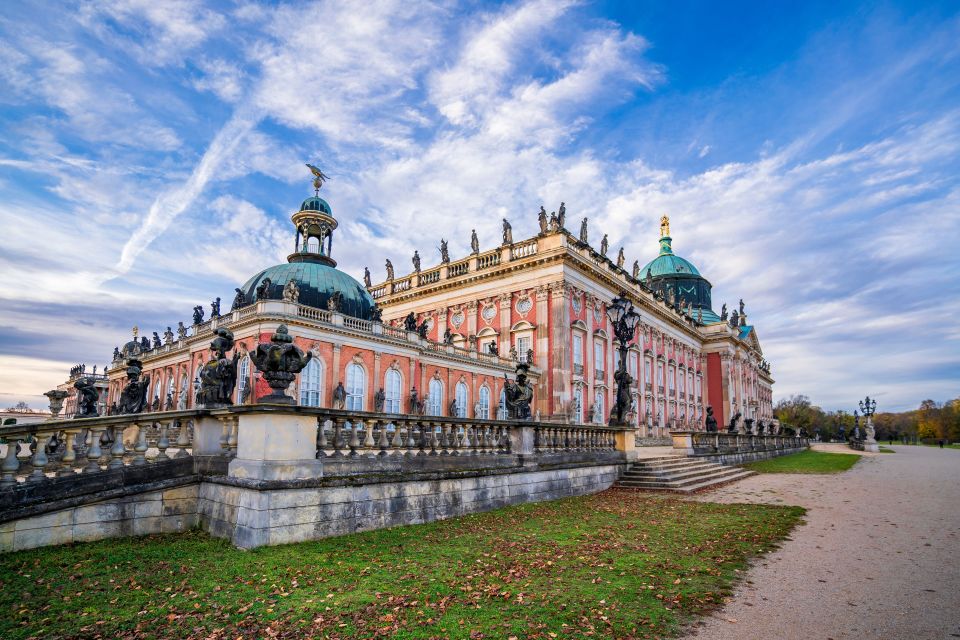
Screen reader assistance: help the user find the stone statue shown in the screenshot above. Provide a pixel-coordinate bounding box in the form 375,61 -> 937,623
611,367 -> 632,425
385,259 -> 395,280
526,348 -> 534,364
250,325 -> 312,405
164,327 -> 175,345
439,239 -> 450,263
326,291 -> 342,312
231,288 -> 246,310
140,336 -> 150,351
117,359 -> 150,415
579,217 -> 588,244
177,381 -> 188,410
374,388 -> 385,413
705,406 -> 718,432
363,267 -> 372,287
632,260 -> 640,279
192,305 -> 204,325
282,279 -> 300,303
211,297 -> 221,318
417,321 -> 429,339
403,312 -> 417,331
548,210 -> 558,232
152,332 -> 162,349
408,387 -> 421,415
502,218 -> 513,245
509,345 -> 518,361
449,398 -> 458,416
255,277 -> 272,300
198,328 -> 239,408
239,381 -> 251,405
470,229 -> 479,254
645,268 -> 653,290
727,411 -> 741,434
600,234 -> 608,257
616,247 -> 625,268
557,202 -> 566,228
487,341 -> 499,356
112,346 -> 121,361
730,310 -> 739,327
739,298 -> 745,316
332,382 -> 346,409
538,206 -> 548,234
697,307 -> 703,324
443,328 -> 453,345
73,377 -> 100,419
720,303 -> 728,321
412,250 -> 421,272
370,305 -> 383,322
745,418 -> 755,435
503,363 -> 534,420
164,392 -> 174,411
177,322 -> 188,340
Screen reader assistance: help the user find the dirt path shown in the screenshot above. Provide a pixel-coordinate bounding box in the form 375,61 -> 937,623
682,445 -> 960,640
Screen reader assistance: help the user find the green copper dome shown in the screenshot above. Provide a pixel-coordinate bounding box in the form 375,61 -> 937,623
241,262 -> 374,320
300,196 -> 332,215
640,235 -> 701,277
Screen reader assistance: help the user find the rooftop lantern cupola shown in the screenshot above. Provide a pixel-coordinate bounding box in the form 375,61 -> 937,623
289,163 -> 338,268
659,214 -> 673,256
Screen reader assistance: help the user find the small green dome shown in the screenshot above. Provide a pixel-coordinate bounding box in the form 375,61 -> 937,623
241,262 -> 374,319
300,196 -> 332,215
640,236 -> 701,277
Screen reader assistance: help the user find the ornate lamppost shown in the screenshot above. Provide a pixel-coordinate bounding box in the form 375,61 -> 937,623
858,395 -> 879,452
606,291 -> 641,426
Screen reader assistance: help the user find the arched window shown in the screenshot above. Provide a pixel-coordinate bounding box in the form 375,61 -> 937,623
594,390 -> 604,424
478,386 -> 490,419
153,379 -> 163,403
299,358 -> 321,407
427,379 -> 443,416
345,363 -> 365,411
455,381 -> 468,418
166,376 -> 175,401
497,389 -> 508,420
235,356 -> 251,403
574,387 -> 584,424
384,369 -> 402,413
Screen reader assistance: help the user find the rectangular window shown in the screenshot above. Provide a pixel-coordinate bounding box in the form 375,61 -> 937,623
516,335 -> 532,363
669,367 -> 676,393
628,353 -> 638,378
656,363 -> 663,386
594,342 -> 604,378
573,334 -> 583,365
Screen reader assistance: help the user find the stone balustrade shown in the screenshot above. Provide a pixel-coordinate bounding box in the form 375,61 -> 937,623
670,430 -> 810,462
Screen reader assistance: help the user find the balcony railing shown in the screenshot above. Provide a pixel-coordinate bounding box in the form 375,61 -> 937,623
595,369 -> 604,380
573,363 -> 584,376
673,431 -> 810,456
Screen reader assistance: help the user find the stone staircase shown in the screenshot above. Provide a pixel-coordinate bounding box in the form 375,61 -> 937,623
614,456 -> 755,493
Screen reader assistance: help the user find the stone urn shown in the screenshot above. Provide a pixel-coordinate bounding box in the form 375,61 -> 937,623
44,389 -> 69,419
250,324 -> 312,405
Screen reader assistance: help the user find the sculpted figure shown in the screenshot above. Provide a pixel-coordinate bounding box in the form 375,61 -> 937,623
449,398 -> 458,416
197,328 -> 239,408
417,321 -> 429,339
117,359 -> 150,415
412,250 -> 421,272
579,217 -> 588,244
611,367 -> 632,425
730,310 -> 739,327
470,229 -> 479,254
600,234 -> 609,257
385,259 -> 395,280
509,345 -> 518,361
332,382 -> 346,409
538,206 -> 548,234
704,406 -> 718,432
403,312 -> 417,331
697,307 -> 703,324
211,297 -> 221,318
363,267 -> 372,287
164,327 -> 175,345
282,279 -> 300,303
616,247 -> 625,268
255,277 -> 272,300
177,381 -> 188,410
231,288 -> 246,310
645,268 -> 653,290
739,298 -> 745,316
720,303 -> 728,321
727,411 -> 741,434
439,239 -> 450,263
370,305 -> 383,322
502,218 -> 513,245
177,321 -> 188,340
549,211 -> 558,232
487,341 -> 499,356
73,377 -> 100,419
443,328 -> 453,345
326,291 -> 342,312
557,201 -> 566,228
112,346 -> 121,361
408,387 -> 422,415
632,260 -> 640,279
374,388 -> 385,413
503,363 -> 534,420
140,336 -> 150,351
152,332 -> 162,349
250,325 -> 312,405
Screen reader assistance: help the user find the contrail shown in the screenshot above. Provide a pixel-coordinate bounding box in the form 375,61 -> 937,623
114,107 -> 261,275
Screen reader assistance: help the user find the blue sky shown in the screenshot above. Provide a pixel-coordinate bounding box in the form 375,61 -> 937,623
1,0 -> 958,413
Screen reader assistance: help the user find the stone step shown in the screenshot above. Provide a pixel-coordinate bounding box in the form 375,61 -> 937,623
622,466 -> 744,482
614,456 -> 755,493
619,466 -> 749,488
626,460 -> 720,474
616,469 -> 755,493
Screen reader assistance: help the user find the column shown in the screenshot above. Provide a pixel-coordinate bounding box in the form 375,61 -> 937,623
534,284 -> 550,416
549,282 -> 571,421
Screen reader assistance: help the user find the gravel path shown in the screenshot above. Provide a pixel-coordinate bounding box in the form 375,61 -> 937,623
682,445 -> 960,640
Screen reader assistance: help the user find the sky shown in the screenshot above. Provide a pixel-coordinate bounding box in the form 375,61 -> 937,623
0,0 -> 958,413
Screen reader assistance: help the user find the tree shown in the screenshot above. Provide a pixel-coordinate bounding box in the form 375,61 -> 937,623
917,399 -> 946,440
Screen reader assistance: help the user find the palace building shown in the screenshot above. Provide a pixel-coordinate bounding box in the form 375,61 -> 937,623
100,181 -> 773,436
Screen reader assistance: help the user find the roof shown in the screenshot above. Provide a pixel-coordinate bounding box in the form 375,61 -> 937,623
300,196 -> 332,215
640,235 -> 702,277
241,262 -> 374,320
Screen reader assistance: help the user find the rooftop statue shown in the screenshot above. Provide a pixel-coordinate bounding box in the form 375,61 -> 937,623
538,206 -> 548,234
579,217 -> 588,244
370,305 -> 383,322
403,312 -> 417,331
192,305 -> 204,325
557,202 -> 566,228
502,218 -> 513,245
326,290 -> 342,312
503,363 -> 534,420
439,239 -> 450,263
164,326 -> 174,345
720,303 -> 728,321
616,247 -> 625,268
231,288 -> 246,310
730,310 -> 739,327
412,250 -> 421,272
251,324 -> 311,405
739,298 -> 745,315
176,321 -> 188,340
211,297 -> 221,318
600,234 -> 608,257
117,359 -> 150,415
645,268 -> 653,290
332,382 -> 346,409
73,377 -> 100,419
198,328 -> 239,408
152,332 -> 162,349
255,277 -> 272,300
470,229 -> 479,254
282,279 -> 300,303
549,211 -> 558,232
632,260 -> 640,279
385,259 -> 394,280
363,267 -> 372,287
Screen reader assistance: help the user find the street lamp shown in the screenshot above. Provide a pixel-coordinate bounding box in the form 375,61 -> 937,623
858,395 -> 879,451
606,291 -> 641,426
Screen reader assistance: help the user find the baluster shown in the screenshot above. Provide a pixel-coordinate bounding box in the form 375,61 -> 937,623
156,421 -> 170,461
501,426 -> 511,453
317,418 -> 328,458
57,429 -> 80,477
405,420 -> 417,456
462,423 -> 472,454
377,420 -> 390,456
417,420 -> 428,455
428,421 -> 439,455
108,424 -> 126,470
391,419 -> 404,453
227,418 -> 238,456
85,426 -> 104,472
451,424 -> 462,456
470,425 -> 481,455
132,422 -> 148,466
331,419 -> 345,458
439,423 -> 451,455
28,432 -> 51,483
550,427 -> 559,452
1,438 -> 22,485
175,420 -> 191,458
348,420 -> 360,457
364,419 -> 376,456
490,425 -> 500,452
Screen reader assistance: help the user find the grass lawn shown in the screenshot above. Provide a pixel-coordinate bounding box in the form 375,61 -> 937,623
742,449 -> 861,474
0,491 -> 803,640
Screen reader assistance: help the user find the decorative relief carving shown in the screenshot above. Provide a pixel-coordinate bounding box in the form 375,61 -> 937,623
516,296 -> 533,315
481,304 -> 496,323
450,310 -> 465,328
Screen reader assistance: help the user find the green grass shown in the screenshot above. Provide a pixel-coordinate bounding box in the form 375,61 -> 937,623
742,449 -> 861,474
0,491 -> 803,640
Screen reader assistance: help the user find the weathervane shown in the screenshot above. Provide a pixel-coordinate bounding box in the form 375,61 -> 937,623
305,163 -> 330,196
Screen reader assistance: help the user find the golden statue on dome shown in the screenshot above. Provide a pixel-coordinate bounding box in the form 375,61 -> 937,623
660,215 -> 670,237
305,163 -> 330,196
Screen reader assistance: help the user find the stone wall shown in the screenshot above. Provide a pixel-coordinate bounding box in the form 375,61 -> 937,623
0,484 -> 199,553
688,446 -> 806,466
